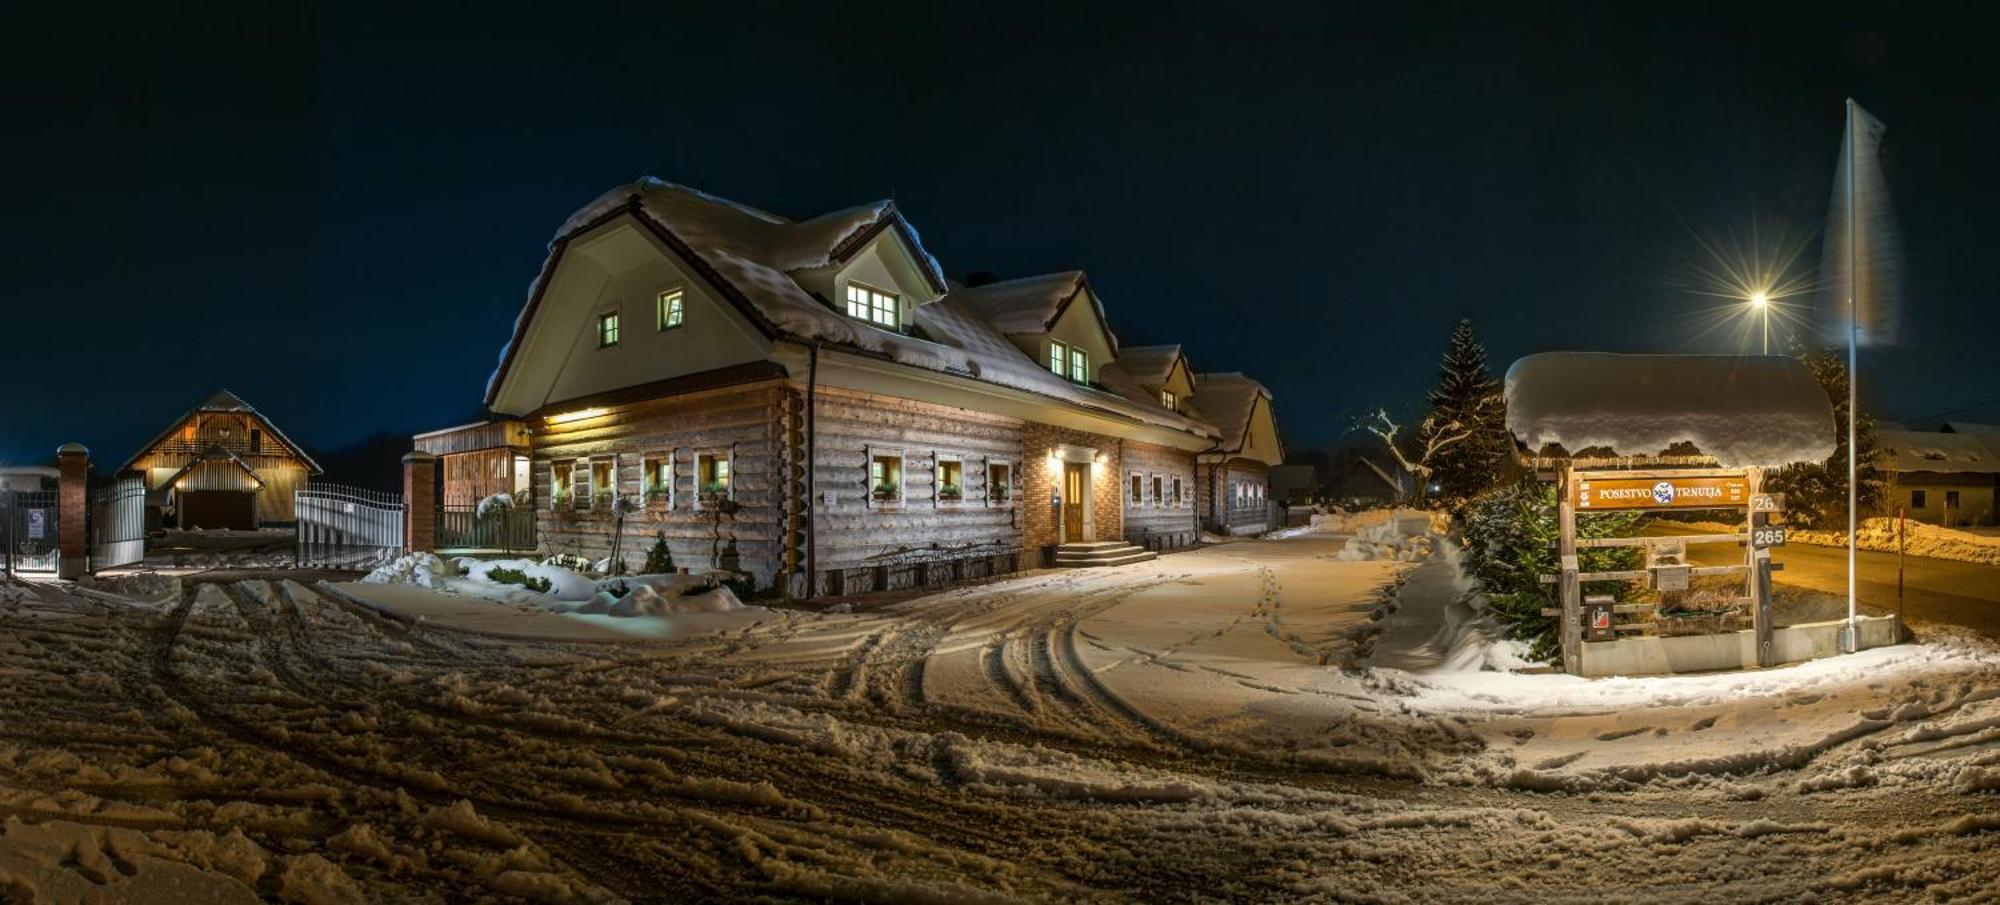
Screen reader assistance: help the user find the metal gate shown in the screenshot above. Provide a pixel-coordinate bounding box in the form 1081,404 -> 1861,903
90,477 -> 147,570
296,483 -> 405,569
2,488 -> 61,575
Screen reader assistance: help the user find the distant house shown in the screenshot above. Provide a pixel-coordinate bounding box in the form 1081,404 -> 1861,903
436,178 -> 1287,592
1189,373 -> 1284,535
1879,427 -> 2000,526
413,419 -> 531,507
121,390 -> 322,529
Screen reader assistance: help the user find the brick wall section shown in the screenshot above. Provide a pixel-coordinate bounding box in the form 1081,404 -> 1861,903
403,453 -> 438,553
1020,422 -> 1125,552
57,445 -> 88,579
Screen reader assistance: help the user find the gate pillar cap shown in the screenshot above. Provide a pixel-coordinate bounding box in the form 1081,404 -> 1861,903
57,442 -> 88,457
401,451 -> 439,463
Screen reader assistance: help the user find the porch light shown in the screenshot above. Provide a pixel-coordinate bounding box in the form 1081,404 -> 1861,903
546,407 -> 608,425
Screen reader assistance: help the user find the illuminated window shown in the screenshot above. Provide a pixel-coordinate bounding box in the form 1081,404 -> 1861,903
550,460 -> 575,510
987,462 -> 1012,504
869,449 -> 905,505
1160,389 -> 1176,410
845,284 -> 899,328
697,453 -> 731,504
657,290 -> 685,331
936,457 -> 963,504
1069,348 -> 1089,384
589,458 -> 615,508
1049,341 -> 1067,376
643,453 -> 672,507
598,311 -> 620,347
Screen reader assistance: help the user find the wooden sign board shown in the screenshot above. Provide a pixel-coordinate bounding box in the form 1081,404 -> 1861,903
1750,493 -> 1786,514
1752,525 -> 1788,549
1575,476 -> 1751,510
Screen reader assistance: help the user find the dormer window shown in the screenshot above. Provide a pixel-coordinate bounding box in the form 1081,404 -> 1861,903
1049,341 -> 1068,376
1160,389 -> 1177,410
598,311 -> 620,348
845,284 -> 899,329
1069,347 -> 1089,384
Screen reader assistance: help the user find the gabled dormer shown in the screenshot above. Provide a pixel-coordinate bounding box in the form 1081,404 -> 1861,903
957,271 -> 1120,387
1113,344 -> 1197,412
788,205 -> 947,336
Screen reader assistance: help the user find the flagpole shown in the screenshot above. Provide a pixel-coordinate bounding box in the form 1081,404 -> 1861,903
1844,97 -> 1859,651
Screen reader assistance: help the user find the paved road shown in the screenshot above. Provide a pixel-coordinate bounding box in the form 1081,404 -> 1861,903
1648,522 -> 2000,640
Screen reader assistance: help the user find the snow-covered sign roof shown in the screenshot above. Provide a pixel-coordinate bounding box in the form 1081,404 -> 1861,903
1504,353 -> 1836,468
1875,429 -> 2000,475
489,178 -> 1218,439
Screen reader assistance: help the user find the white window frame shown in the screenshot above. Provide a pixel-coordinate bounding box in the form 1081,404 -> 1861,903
1069,347 -> 1089,384
1171,475 -> 1185,508
1129,471 -> 1146,508
1150,473 -> 1164,508
934,453 -> 965,508
984,459 -> 1014,507
642,450 -> 674,509
549,459 -> 576,511
845,283 -> 900,329
695,449 -> 733,509
1161,389 -> 1177,410
588,456 -> 617,510
867,446 -> 906,509
1048,340 -> 1068,377
656,289 -> 685,331
597,309 -> 621,348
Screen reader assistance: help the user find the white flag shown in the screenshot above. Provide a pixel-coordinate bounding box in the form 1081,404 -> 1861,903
1819,100 -> 1903,347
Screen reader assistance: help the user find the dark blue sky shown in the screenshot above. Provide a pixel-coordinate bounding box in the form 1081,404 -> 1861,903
6,1 -> 1997,469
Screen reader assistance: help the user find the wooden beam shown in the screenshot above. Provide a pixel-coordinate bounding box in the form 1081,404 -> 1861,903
1558,467 -> 1581,675
1576,533 -> 1746,548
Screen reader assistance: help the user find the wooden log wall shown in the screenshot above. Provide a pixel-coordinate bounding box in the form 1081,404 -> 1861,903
531,381 -> 788,585
1120,438 -> 1198,547
802,385 -> 1025,592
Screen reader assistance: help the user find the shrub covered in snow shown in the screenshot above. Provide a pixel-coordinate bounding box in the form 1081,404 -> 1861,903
474,492 -> 515,520
1458,479 -> 1642,662
485,566 -> 552,594
361,553 -> 460,590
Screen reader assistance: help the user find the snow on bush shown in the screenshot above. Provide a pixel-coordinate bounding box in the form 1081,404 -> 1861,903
361,553 -> 459,590
474,493 -> 514,520
1336,514 -> 1436,562
456,558 -> 597,600
575,574 -> 746,617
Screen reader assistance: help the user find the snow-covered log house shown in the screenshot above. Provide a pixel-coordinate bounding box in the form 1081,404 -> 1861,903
429,178 -> 1286,596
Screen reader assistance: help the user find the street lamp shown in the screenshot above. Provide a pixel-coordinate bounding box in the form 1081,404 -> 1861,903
1749,291 -> 1770,355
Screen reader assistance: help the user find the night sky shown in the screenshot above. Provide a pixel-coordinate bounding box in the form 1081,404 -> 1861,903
7,1 -> 1998,471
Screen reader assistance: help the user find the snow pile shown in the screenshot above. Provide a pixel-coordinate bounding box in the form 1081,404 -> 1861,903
1336,513 -> 1436,561
456,558 -> 599,601
1505,352 -> 1836,466
574,574 -> 746,616
360,553 -> 457,590
1790,517 -> 2000,566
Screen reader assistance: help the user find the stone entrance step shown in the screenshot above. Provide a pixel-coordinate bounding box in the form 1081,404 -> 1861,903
1054,541 -> 1158,568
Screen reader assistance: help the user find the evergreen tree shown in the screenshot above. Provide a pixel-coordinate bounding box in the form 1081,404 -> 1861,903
1419,319 -> 1508,506
642,531 -> 676,575
1763,344 -> 1884,529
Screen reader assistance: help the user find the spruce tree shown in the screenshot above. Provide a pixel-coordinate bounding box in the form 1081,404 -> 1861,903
1763,344 -> 1884,528
1419,319 -> 1508,506
642,531 -> 676,575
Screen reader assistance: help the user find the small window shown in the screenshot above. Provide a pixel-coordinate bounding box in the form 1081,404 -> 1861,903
550,460 -> 575,509
1130,473 -> 1144,506
987,462 -> 1013,505
845,284 -> 899,328
1911,490 -> 1926,508
1151,475 -> 1163,506
642,453 -> 672,507
1946,490 -> 1961,509
657,290 -> 685,331
249,429 -> 263,453
1160,390 -> 1176,410
869,450 -> 905,505
598,311 -> 621,347
936,457 -> 963,505
1070,348 -> 1089,384
697,453 -> 731,504
590,458 -> 615,508
1171,476 -> 1183,507
1048,340 -> 1068,377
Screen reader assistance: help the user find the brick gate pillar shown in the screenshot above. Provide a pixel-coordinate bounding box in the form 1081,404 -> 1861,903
56,442 -> 89,579
403,452 -> 437,554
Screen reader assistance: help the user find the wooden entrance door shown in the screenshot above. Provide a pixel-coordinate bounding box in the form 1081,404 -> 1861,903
1063,463 -> 1088,542
181,490 -> 256,530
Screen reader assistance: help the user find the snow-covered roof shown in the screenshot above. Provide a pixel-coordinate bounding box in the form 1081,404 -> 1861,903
198,389 -> 254,412
1113,345 -> 1185,387
1190,373 -> 1272,455
955,272 -> 1091,334
489,178 -> 1218,439
1875,429 -> 2000,475
1504,353 -> 1836,468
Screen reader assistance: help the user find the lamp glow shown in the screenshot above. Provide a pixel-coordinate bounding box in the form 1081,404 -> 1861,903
546,407 -> 608,425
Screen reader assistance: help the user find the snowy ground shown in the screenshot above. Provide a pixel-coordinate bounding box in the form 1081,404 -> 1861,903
2,518 -> 1997,902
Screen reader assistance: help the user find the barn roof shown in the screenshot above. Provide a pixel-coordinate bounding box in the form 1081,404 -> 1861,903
1504,353 -> 1837,468
1875,429 -> 2000,475
118,389 -> 323,475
